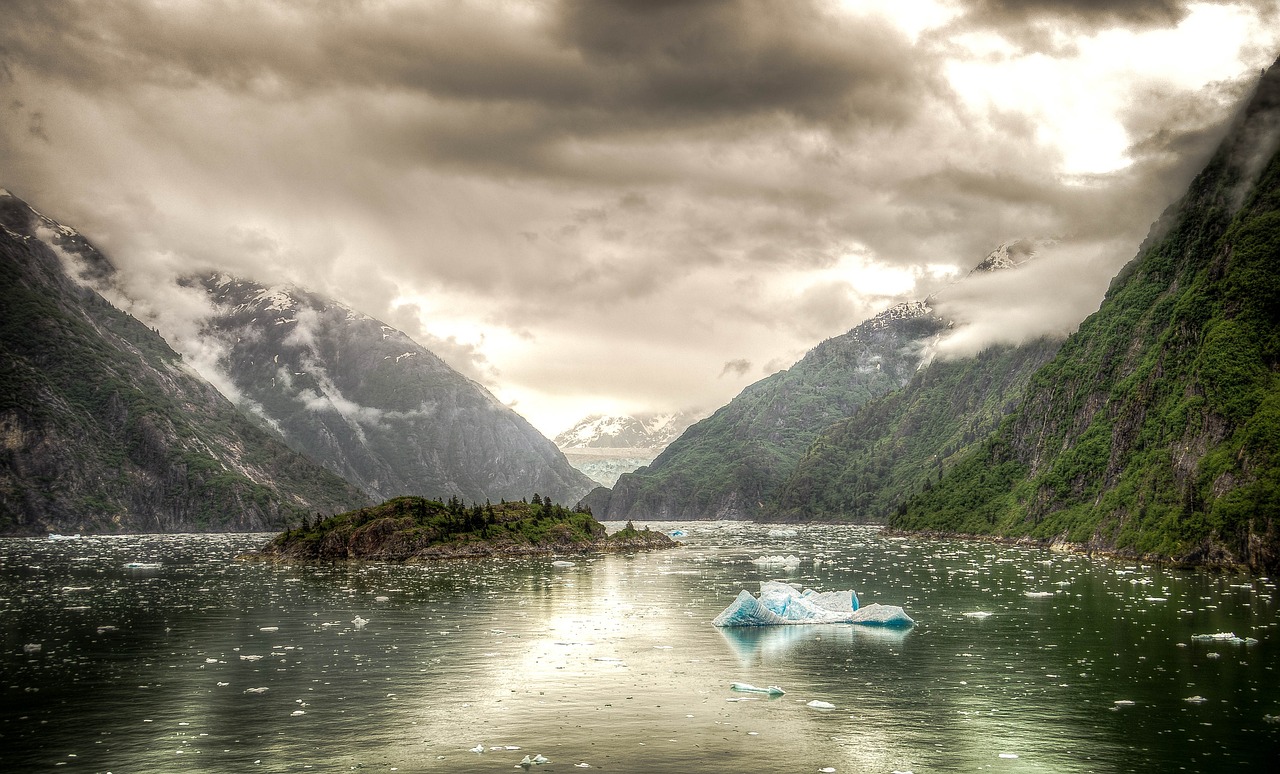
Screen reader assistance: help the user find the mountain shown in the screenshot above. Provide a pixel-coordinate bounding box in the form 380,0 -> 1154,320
555,412 -> 695,450
894,59 -> 1280,571
0,189 -> 368,534
554,412 -> 698,487
767,337 -> 1061,522
584,300 -> 950,520
193,274 -> 595,506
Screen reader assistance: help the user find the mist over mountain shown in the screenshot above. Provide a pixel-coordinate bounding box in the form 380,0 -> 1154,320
0,190 -> 367,534
193,274 -> 595,506
895,58 -> 1280,570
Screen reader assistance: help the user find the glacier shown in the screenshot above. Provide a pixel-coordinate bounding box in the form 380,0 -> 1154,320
712,581 -> 913,628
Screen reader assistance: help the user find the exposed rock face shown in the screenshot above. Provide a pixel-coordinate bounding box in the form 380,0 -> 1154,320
590,300 -> 950,521
0,191 -> 368,534
895,58 -> 1280,571
194,275 -> 595,506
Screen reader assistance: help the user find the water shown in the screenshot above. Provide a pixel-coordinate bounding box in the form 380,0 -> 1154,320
2,523 -> 1278,772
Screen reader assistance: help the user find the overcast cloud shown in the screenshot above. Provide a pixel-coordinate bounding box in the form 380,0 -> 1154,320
2,0 -> 1278,433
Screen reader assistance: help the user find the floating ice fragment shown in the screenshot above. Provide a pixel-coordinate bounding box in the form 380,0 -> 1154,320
807,700 -> 835,709
352,616 -> 369,629
260,627 -> 279,632
23,643 -> 41,653
669,530 -> 686,537
217,682 -> 229,687
551,561 -> 576,568
123,562 -> 162,569
1025,591 -> 1054,598
1264,714 -> 1280,724
819,768 -> 836,773
291,710 -> 305,716
240,655 -> 263,661
751,555 -> 801,569
205,658 -> 219,663
730,682 -> 785,696
244,687 -> 269,694
1184,695 -> 1208,703
575,764 -> 591,769
374,596 -> 390,602
998,753 -> 1019,759
520,753 -> 550,766
713,581 -> 871,627
963,611 -> 993,618
1144,597 -> 1167,602
469,745 -> 484,753
851,603 -> 915,627
1192,632 -> 1237,641
1114,700 -> 1135,707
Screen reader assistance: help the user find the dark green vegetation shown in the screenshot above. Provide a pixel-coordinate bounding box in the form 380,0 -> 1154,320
895,62 -> 1280,570
195,274 -> 594,506
262,495 -> 678,561
590,302 -> 948,520
0,192 -> 369,534
770,338 -> 1061,522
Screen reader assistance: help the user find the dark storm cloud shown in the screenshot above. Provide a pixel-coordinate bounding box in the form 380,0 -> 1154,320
0,0 -> 929,180
1,0 -> 1277,431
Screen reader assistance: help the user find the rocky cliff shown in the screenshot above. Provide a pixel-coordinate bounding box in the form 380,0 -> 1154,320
0,190 -> 368,534
894,59 -> 1280,571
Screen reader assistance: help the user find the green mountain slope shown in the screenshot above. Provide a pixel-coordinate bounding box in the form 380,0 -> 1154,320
0,190 -> 369,534
589,302 -> 949,520
894,60 -> 1280,570
769,337 -> 1061,523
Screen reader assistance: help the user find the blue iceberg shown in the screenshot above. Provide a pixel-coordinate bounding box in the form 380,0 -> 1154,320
712,581 -> 913,628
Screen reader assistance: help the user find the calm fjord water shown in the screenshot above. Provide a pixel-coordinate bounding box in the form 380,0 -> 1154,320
2,523 -> 1277,773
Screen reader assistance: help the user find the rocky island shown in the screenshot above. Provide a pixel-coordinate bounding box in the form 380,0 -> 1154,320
261,495 -> 679,561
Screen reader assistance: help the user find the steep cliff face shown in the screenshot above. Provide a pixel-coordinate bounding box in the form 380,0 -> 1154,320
591,301 -> 950,520
0,191 -> 368,534
895,60 -> 1280,570
195,275 -> 595,506
769,337 -> 1061,523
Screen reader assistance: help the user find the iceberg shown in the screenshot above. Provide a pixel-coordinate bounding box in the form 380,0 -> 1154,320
713,581 -> 913,628
730,682 -> 785,696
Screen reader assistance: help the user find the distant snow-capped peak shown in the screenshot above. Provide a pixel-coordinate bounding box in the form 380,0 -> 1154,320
555,411 -> 697,450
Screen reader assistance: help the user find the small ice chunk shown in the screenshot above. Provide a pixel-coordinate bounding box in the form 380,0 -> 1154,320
1114,700 -> 1135,706
374,596 -> 390,602
205,658 -> 219,663
1025,591 -> 1054,598
551,561 -> 576,567
575,764 -> 591,769
520,753 -> 549,766
820,768 -> 836,773
850,603 -> 915,628
469,744 -> 484,753
23,643 -> 41,653
244,687 -> 269,694
240,655 -> 263,661
1192,632 -> 1237,641
260,627 -> 279,632
1184,695 -> 1208,703
669,530 -> 686,537
123,562 -> 162,569
751,555 -> 801,569
998,753 -> 1019,759
806,700 -> 835,709
963,611 -> 992,618
291,710 -> 305,716
352,616 -> 369,629
730,683 -> 785,696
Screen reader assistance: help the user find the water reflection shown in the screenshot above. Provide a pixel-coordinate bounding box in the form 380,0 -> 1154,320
2,526 -> 1278,772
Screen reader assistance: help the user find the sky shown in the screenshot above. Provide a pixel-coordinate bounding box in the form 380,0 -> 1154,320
2,0 -> 1279,436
